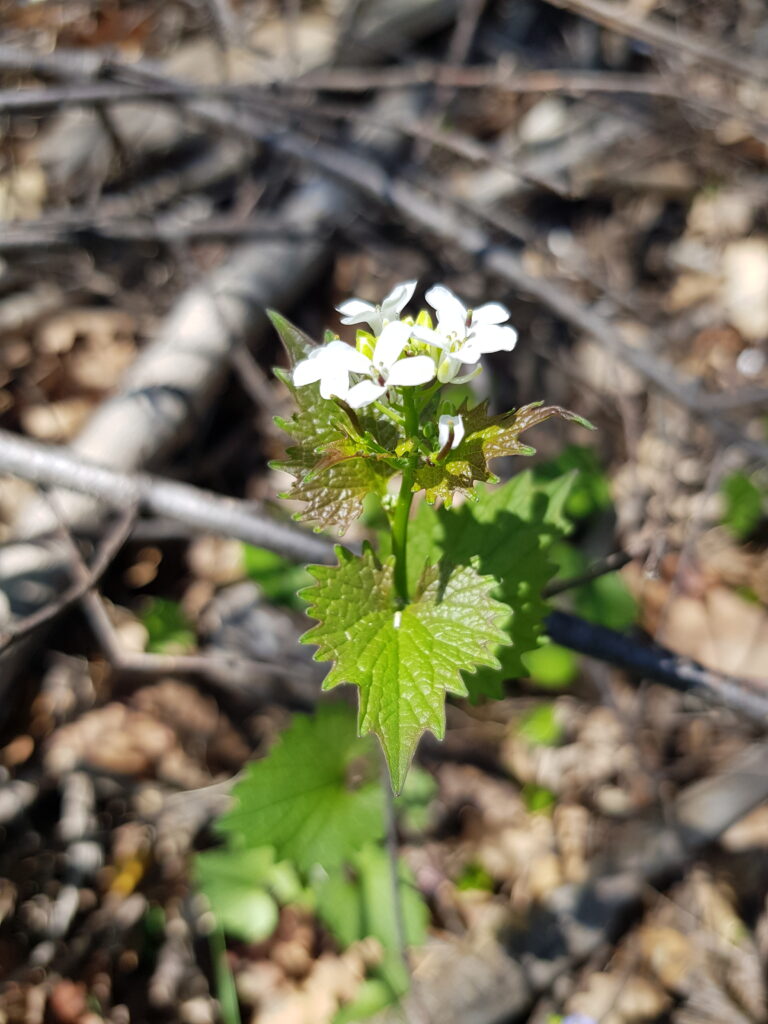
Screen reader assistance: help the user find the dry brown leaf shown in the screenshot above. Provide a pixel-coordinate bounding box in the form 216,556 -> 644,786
566,971 -> 671,1024
187,536 -> 246,587
19,396 -> 94,442
638,925 -> 697,992
722,238 -> 768,340
45,704 -> 176,778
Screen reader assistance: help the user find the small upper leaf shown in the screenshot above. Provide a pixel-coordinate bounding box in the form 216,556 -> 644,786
217,705 -> 385,870
414,400 -> 593,506
301,547 -> 510,790
269,312 -> 399,534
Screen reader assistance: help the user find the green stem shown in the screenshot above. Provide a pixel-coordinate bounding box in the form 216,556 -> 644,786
373,400 -> 404,427
392,463 -> 415,605
392,390 -> 419,605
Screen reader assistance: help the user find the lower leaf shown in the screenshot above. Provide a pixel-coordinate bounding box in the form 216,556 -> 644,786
301,547 -> 510,791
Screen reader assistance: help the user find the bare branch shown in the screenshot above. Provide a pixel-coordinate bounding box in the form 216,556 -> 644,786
543,551 -> 633,597
0,505 -> 137,653
0,428 -> 336,565
540,0 -> 768,84
547,610 -> 768,724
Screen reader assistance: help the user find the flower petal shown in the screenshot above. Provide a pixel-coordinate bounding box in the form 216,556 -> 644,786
425,285 -> 467,335
293,352 -> 324,387
373,321 -> 412,369
437,415 -> 451,450
438,413 -> 465,450
436,354 -> 462,383
471,324 -> 518,354
387,355 -> 436,387
346,380 -> 386,408
383,279 -> 417,315
471,302 -> 509,325
336,298 -> 376,324
411,325 -> 447,349
324,340 -> 370,373
318,368 -> 350,400
453,341 -> 482,364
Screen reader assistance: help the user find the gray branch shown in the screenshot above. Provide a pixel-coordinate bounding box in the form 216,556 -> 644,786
0,428 -> 334,566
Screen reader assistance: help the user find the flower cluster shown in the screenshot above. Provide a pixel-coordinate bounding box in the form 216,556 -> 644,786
292,281 -> 518,414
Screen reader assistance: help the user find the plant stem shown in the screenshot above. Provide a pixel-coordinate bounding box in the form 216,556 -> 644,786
373,400 -> 404,426
392,463 -> 415,604
392,389 -> 419,604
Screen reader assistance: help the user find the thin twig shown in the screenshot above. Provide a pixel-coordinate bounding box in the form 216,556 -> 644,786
540,0 -> 768,84
546,610 -> 768,724
0,428 -> 336,565
543,551 -> 633,597
0,505 -> 138,652
0,215 -> 322,251
39,486 -> 306,693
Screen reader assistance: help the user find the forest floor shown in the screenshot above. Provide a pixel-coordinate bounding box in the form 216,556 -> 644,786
0,2 -> 767,1023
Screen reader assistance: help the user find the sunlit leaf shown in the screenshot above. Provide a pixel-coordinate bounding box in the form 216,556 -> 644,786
218,706 -> 385,870
302,547 -> 509,790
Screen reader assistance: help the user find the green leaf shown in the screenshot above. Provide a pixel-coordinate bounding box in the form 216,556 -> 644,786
455,863 -> 494,892
217,706 -> 385,870
516,704 -> 563,747
406,472 -> 575,700
302,547 -> 510,791
241,544 -> 311,608
209,924 -> 242,1024
521,782 -> 556,814
533,444 -> 611,521
315,843 -> 428,997
574,571 -> 637,631
333,979 -> 394,1024
141,597 -> 196,654
269,312 -> 399,535
721,470 -> 764,540
414,401 -> 593,507
194,847 -> 280,943
522,643 -> 579,689
267,309 -> 315,364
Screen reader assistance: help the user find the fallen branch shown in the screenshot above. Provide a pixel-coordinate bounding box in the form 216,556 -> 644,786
5,47 -> 767,441
547,609 -> 768,724
0,428 -> 335,565
541,0 -> 768,84
0,504 -> 137,653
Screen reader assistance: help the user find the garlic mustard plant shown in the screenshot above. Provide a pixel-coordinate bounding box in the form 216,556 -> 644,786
269,282 -> 592,790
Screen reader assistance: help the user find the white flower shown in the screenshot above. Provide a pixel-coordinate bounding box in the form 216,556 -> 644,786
336,279 -> 417,336
293,339 -> 369,400
345,321 -> 436,409
413,285 -> 517,383
437,413 -> 465,452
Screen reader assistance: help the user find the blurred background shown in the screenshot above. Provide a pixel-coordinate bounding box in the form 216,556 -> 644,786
0,1 -> 767,1023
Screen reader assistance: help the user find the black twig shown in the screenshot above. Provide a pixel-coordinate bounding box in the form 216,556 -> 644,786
546,610 -> 768,724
